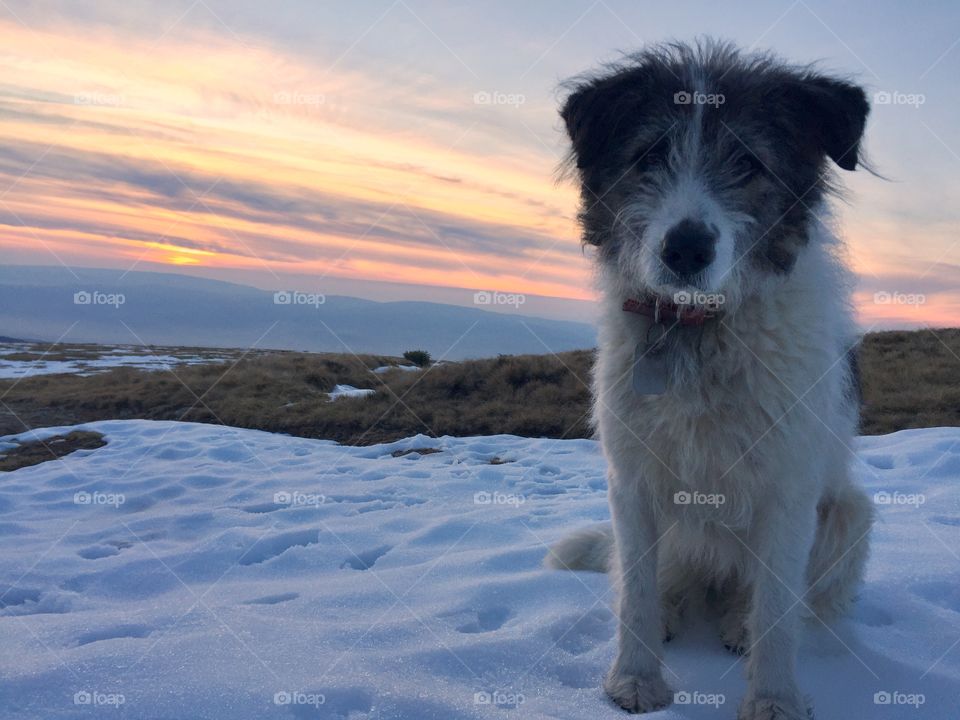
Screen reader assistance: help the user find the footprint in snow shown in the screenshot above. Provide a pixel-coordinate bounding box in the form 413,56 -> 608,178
0,587 -> 42,609
550,608 -> 614,655
77,544 -> 121,560
553,659 -> 603,689
864,454 -> 894,470
451,606 -> 512,634
151,445 -> 201,461
242,592 -> 299,605
0,588 -> 72,615
76,624 -> 152,646
239,529 -> 319,565
241,502 -> 286,514
340,544 -> 391,570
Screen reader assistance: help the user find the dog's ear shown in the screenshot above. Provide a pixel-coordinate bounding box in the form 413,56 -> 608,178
561,73 -> 641,172
785,76 -> 869,171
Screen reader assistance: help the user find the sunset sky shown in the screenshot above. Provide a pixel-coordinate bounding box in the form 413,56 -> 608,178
1,0 -> 958,327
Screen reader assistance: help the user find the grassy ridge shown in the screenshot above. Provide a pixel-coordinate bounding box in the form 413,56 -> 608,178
1,329 -> 957,443
860,329 -> 960,434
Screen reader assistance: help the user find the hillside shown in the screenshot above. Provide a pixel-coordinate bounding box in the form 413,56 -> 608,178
1,328 -> 958,443
0,266 -> 596,359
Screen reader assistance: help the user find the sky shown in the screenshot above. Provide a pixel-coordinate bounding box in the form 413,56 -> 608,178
0,0 -> 958,328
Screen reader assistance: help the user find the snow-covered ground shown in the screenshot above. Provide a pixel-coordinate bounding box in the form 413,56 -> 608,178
328,384 -> 377,400
372,365 -> 421,375
1,420 -> 958,719
0,343 -> 232,378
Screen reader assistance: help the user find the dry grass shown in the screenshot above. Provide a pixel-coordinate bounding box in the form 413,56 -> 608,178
0,349 -> 593,444
859,328 -> 960,434
1,329 -> 957,443
0,430 -> 106,471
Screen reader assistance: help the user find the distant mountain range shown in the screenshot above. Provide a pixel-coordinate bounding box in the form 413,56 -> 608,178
0,266 -> 596,359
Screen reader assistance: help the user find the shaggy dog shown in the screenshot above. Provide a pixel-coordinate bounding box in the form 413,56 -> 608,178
546,41 -> 874,720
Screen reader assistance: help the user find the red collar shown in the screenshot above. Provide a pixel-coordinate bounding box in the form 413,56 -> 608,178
622,294 -> 721,327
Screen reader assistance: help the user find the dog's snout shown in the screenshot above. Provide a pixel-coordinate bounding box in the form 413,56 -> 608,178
660,219 -> 716,279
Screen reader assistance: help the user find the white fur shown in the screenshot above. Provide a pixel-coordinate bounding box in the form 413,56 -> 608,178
637,170 -> 742,294
547,212 -> 874,718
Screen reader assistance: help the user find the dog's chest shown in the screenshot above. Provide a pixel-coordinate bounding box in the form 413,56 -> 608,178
644,400 -> 769,528
606,343 -> 796,527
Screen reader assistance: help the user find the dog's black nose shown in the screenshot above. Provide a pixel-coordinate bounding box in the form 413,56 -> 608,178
661,219 -> 716,279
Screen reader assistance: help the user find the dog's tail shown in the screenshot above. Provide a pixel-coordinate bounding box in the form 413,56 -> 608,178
544,524 -> 613,572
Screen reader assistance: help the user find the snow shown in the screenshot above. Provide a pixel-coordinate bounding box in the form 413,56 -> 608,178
0,343 -> 231,378
1,420 -> 958,719
372,365 -> 421,374
328,384 -> 376,400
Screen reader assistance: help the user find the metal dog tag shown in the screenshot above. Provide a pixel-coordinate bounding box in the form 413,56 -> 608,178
632,332 -> 668,396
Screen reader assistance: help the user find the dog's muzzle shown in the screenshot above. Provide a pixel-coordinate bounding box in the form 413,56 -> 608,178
660,219 -> 716,281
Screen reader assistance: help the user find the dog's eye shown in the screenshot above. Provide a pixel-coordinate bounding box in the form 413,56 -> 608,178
733,154 -> 764,184
629,138 -> 670,171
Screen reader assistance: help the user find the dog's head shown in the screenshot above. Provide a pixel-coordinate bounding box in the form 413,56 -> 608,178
561,41 -> 869,309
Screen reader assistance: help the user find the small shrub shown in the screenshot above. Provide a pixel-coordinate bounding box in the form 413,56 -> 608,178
403,350 -> 432,367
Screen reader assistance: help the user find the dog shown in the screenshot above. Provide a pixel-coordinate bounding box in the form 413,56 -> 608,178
546,41 -> 874,719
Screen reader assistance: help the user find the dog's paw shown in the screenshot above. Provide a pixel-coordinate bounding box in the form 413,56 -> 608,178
737,695 -> 813,720
604,669 -> 672,714
720,617 -> 749,655
661,597 -> 684,643
719,608 -> 750,656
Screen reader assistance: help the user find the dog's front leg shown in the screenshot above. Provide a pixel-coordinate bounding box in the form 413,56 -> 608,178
604,477 -> 672,714
738,499 -> 817,720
